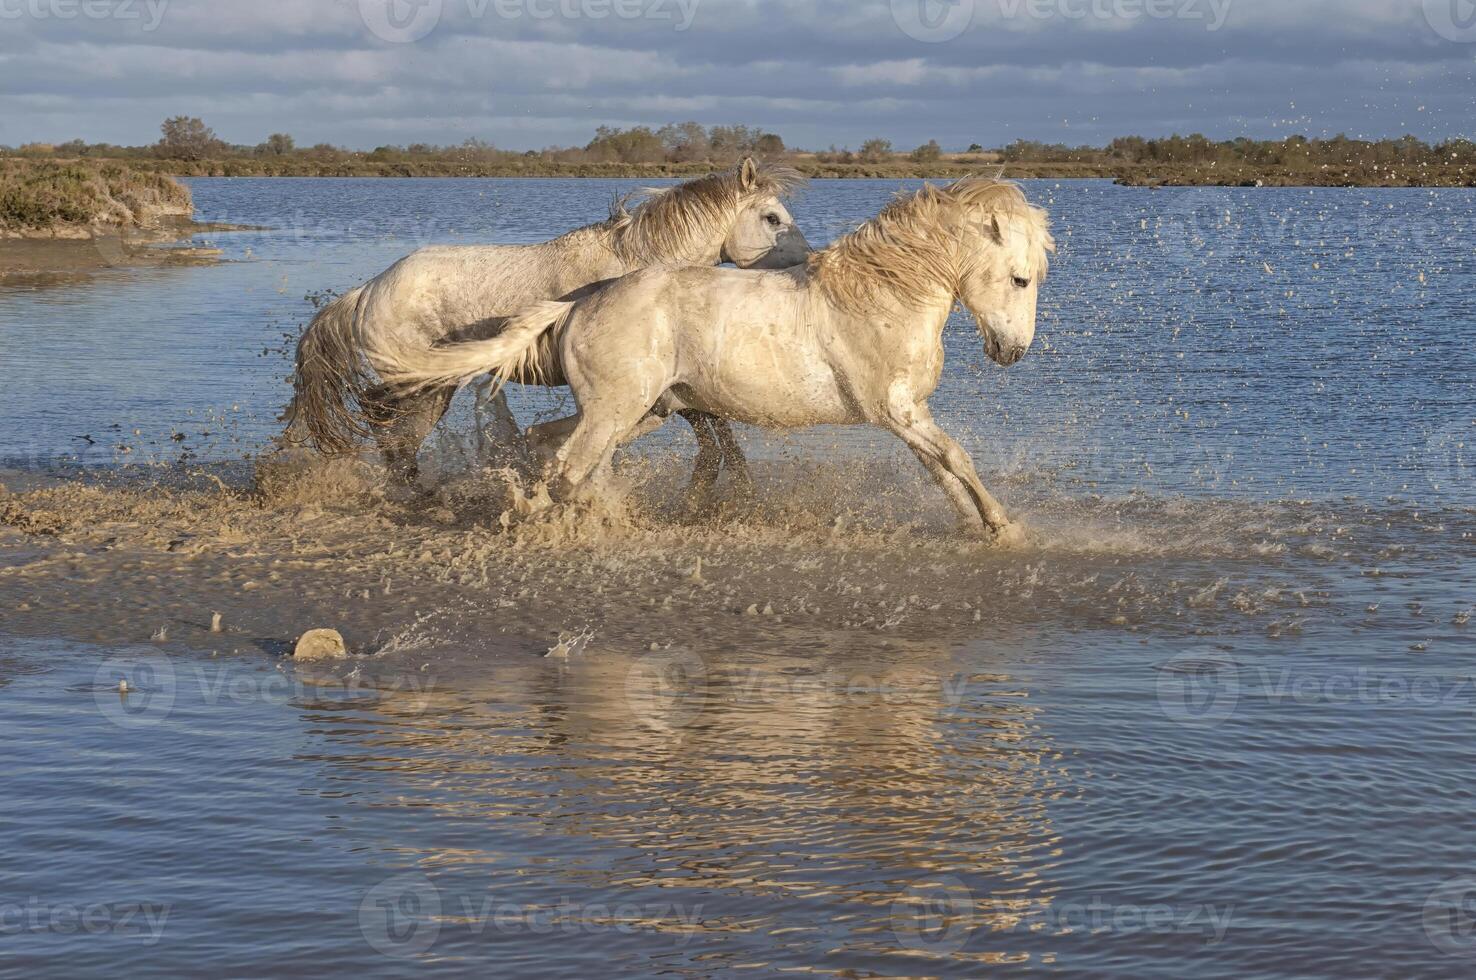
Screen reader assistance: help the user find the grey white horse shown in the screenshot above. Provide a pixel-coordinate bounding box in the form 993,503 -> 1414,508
286,159 -> 809,495
381,178 -> 1054,543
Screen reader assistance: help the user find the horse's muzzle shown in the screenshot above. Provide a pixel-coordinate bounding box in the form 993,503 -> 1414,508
983,333 -> 1029,367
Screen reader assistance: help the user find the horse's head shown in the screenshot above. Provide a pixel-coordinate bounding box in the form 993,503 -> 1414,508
721,158 -> 811,270
957,197 -> 1054,367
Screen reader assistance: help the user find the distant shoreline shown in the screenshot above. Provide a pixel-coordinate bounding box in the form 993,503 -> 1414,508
60,157 -> 1476,188
3,154 -> 1471,279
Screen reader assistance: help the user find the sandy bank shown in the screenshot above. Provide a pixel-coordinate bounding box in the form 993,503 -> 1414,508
1,451 -> 1442,666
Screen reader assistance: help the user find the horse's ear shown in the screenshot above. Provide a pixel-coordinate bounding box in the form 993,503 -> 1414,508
739,157 -> 758,191
989,213 -> 1005,243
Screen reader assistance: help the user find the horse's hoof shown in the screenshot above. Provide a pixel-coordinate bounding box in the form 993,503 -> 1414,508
989,522 -> 1031,549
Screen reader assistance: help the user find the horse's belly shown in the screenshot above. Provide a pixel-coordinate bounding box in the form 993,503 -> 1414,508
680,357 -> 855,428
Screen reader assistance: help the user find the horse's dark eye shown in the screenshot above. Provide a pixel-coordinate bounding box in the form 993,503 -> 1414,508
765,214 -> 783,227
1012,276 -> 1031,289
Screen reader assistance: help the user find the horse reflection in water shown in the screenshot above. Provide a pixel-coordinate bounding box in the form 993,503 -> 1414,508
296,642 -> 1070,968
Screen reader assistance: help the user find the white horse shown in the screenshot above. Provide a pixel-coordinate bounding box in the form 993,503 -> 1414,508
285,159 -> 809,493
380,178 -> 1054,541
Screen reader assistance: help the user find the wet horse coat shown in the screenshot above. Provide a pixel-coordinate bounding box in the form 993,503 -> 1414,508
382,178 -> 1055,540
286,159 -> 809,491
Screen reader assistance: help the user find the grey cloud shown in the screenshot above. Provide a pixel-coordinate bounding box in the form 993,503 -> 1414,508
0,0 -> 1469,149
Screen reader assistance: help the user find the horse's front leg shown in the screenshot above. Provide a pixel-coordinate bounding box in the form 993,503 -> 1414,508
884,401 -> 1015,538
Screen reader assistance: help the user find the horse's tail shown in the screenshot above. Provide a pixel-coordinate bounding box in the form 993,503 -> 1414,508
282,285 -> 374,457
378,300 -> 574,398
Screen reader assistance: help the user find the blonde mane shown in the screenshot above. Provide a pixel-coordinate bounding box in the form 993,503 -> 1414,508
602,163 -> 806,265
810,177 -> 1054,315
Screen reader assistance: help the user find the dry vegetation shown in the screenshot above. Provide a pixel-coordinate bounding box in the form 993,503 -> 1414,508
6,119 -> 1476,187
0,159 -> 193,234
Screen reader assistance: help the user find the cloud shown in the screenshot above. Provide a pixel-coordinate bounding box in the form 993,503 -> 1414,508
0,0 -> 1469,149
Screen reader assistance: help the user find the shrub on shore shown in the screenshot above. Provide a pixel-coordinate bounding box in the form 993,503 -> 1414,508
0,159 -> 193,233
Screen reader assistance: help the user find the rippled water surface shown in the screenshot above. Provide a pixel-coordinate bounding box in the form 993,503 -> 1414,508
1,178 -> 1473,977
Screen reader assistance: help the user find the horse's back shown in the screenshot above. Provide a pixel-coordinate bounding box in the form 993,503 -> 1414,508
359,241 -> 578,352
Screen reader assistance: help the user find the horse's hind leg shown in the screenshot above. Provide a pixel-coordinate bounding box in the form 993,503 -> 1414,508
527,414 -> 583,476
472,380 -> 531,475
361,384 -> 455,488
678,413 -> 752,509
711,418 -> 754,498
551,401 -> 659,502
678,410 -> 723,507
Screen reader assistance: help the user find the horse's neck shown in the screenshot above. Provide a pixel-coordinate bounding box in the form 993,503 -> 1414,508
812,273 -> 957,357
549,226 -> 632,286
632,234 -> 725,270
610,212 -> 728,270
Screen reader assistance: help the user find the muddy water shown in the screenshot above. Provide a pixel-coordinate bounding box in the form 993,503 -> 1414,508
1,179 -> 1473,976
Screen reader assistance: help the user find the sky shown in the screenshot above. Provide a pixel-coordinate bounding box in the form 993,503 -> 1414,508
1,0 -> 1473,151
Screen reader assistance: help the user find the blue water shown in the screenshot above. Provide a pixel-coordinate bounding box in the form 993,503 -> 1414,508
2,178 -> 1471,502
1,178 -> 1474,977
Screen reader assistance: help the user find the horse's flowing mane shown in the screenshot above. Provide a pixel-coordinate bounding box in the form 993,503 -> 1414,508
602,162 -> 806,265
809,178 -> 1054,315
